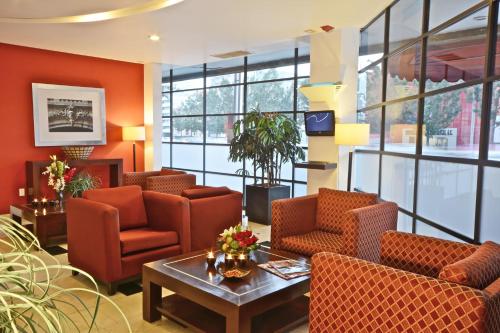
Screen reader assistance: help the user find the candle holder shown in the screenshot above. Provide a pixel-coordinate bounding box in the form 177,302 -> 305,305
206,251 -> 216,267
224,253 -> 235,268
236,253 -> 248,268
41,198 -> 48,208
31,199 -> 40,208
48,200 -> 57,207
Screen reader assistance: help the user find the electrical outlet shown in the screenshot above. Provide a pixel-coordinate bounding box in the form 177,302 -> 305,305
18,188 -> 25,197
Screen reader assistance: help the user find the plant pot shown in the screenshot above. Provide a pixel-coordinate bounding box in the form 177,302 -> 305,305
245,184 -> 290,225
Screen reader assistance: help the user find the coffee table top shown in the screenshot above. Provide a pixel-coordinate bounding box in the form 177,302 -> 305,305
143,248 -> 310,306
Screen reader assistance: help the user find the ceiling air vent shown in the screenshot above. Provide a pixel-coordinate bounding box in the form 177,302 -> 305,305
211,50 -> 252,59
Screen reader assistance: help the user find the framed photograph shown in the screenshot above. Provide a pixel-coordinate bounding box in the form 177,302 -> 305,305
32,83 -> 106,146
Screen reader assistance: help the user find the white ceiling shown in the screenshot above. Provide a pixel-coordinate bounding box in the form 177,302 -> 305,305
0,0 -> 393,66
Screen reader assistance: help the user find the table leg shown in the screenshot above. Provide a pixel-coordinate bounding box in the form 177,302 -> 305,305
226,309 -> 251,333
143,278 -> 162,322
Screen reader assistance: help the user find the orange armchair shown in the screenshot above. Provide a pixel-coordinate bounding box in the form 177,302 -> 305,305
123,168 -> 196,195
309,232 -> 500,332
66,185 -> 190,294
271,188 -> 398,262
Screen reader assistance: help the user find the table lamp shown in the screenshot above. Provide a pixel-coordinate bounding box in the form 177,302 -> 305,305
335,123 -> 370,191
122,126 -> 145,172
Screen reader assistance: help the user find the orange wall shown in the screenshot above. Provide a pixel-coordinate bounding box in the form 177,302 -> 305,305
0,43 -> 144,212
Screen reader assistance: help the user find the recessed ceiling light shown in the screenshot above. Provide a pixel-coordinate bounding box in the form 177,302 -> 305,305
473,15 -> 487,21
304,29 -> 316,34
149,34 -> 160,41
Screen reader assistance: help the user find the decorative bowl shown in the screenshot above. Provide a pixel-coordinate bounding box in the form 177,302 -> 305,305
217,264 -> 251,280
62,146 -> 94,160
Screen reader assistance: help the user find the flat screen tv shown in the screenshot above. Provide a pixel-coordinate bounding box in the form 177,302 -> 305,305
305,111 -> 335,136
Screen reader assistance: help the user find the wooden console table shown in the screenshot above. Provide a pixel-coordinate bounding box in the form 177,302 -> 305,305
26,158 -> 123,201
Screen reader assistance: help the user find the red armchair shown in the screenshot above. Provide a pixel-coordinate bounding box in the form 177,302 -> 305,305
271,188 -> 398,262
309,231 -> 500,332
66,185 -> 190,294
181,186 -> 243,251
123,168 -> 196,195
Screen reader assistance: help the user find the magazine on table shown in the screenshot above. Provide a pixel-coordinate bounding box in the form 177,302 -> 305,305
258,259 -> 310,280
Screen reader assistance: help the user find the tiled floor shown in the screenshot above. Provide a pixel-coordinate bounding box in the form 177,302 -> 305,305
39,222 -> 309,332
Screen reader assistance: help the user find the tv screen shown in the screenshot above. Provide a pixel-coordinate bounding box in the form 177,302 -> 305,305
305,111 -> 335,136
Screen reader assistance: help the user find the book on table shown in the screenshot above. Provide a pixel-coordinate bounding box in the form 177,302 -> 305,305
258,259 -> 310,280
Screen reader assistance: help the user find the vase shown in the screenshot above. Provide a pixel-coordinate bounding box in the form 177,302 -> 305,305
56,191 -> 64,208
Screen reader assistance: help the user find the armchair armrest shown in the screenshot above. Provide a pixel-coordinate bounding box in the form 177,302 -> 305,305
146,174 -> 196,195
380,231 -> 478,278
271,195 -> 317,250
66,198 -> 122,282
143,191 -> 191,253
123,171 -> 161,189
310,252 -> 493,333
342,201 -> 398,263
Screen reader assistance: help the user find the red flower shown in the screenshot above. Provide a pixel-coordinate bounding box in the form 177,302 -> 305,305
64,168 -> 77,183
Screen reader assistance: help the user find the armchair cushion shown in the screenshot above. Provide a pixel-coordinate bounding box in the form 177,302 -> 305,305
83,185 -> 148,231
316,188 -> 377,234
159,168 -> 186,176
119,228 -> 179,255
181,186 -> 231,199
281,231 -> 343,257
439,241 -> 500,289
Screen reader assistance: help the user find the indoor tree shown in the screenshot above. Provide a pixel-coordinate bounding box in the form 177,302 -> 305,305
228,107 -> 305,186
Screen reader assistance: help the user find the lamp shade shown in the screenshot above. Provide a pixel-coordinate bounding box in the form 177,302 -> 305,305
335,123 -> 370,146
122,126 -> 145,141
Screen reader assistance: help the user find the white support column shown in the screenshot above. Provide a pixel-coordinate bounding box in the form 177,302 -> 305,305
144,63 -> 163,171
307,28 -> 360,194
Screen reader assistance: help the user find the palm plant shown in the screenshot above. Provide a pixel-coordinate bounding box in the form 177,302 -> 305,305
229,107 -> 305,185
65,172 -> 101,198
0,216 -> 130,332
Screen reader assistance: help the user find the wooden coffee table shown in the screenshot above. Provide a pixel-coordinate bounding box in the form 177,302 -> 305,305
143,248 -> 310,333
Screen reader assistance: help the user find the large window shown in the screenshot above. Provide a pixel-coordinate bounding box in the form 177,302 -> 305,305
162,48 -> 310,199
355,0 -> 500,244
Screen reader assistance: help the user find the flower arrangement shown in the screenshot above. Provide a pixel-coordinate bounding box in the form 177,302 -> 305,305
66,171 -> 102,198
42,155 -> 75,193
217,224 -> 259,255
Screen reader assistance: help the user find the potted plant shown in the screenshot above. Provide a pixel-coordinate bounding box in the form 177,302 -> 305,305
0,216 -> 130,332
229,107 -> 305,224
65,171 -> 102,198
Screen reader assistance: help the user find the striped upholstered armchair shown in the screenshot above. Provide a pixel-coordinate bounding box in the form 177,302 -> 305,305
309,231 -> 500,332
271,188 -> 398,262
123,168 -> 196,196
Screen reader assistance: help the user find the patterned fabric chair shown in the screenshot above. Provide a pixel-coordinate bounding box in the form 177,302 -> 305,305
271,188 -> 398,262
123,168 -> 196,195
309,231 -> 500,333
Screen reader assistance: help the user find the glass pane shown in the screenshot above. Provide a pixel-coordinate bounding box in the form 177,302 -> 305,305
389,0 -> 423,52
281,160 -> 293,181
386,43 -> 421,100
205,145 -> 243,174
423,84 -> 482,158
247,80 -> 294,111
247,49 -> 295,82
297,78 -> 310,111
385,99 -> 418,153
162,118 -> 171,142
381,155 -> 415,211
296,113 -> 308,147
206,58 -> 244,87
298,46 -> 310,76
415,221 -> 464,242
354,153 -> 380,194
172,90 -> 203,116
429,0 -> 483,30
398,212 -> 413,233
172,65 -> 204,90
172,117 -> 203,143
206,86 -> 243,115
357,108 -> 381,149
205,173 -> 243,193
359,14 -> 385,70
162,67 -> 171,92
489,81 -> 500,160
417,160 -> 477,238
162,94 -> 170,116
357,63 -> 383,109
480,167 -> 500,243
294,183 -> 307,197
206,115 -> 241,144
172,144 -> 203,170
161,144 -> 171,167
191,171 -> 204,185
425,7 -> 488,92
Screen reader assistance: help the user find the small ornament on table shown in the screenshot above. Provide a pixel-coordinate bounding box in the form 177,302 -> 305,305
31,198 -> 40,208
217,224 -> 260,259
224,253 -> 235,268
41,197 -> 48,208
236,253 -> 248,267
206,250 -> 216,267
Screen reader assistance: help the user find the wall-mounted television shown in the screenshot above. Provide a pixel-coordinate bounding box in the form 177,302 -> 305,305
305,111 -> 335,136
